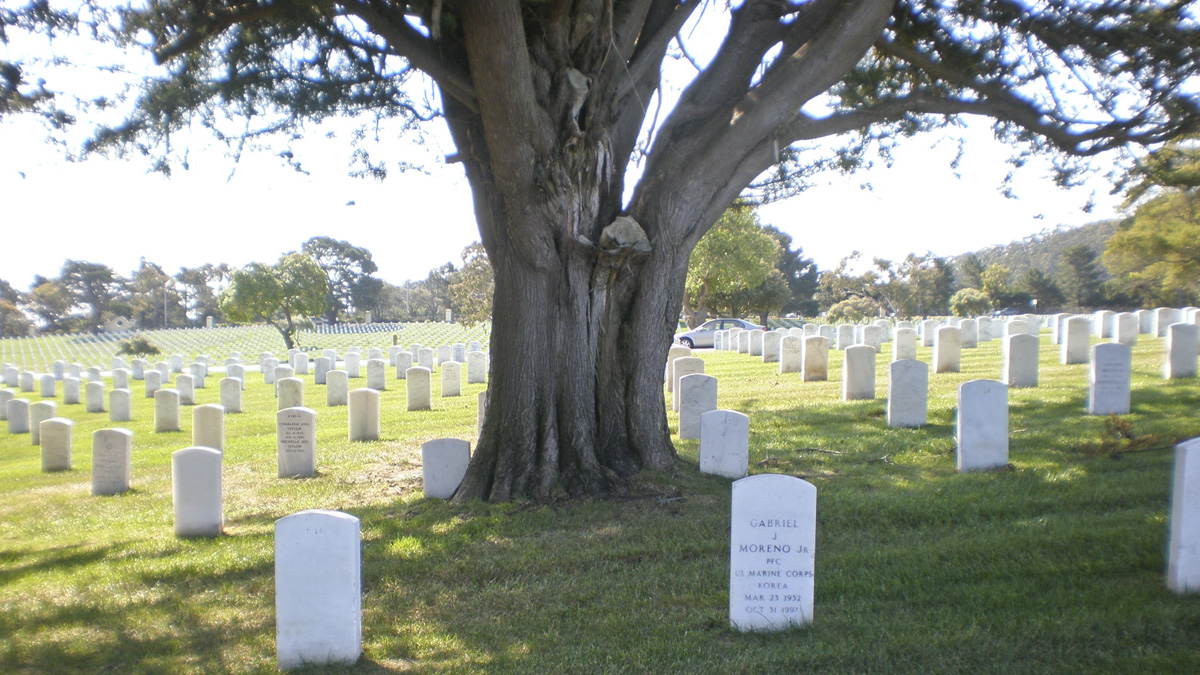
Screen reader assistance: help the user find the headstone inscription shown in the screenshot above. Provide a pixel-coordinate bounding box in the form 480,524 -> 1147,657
1088,342 -> 1132,415
729,474 -> 816,631
277,407 -> 317,478
441,361 -> 462,397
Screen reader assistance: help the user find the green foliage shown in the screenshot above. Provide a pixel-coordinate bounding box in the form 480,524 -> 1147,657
684,206 -> 781,325
1018,268 -> 1065,311
301,236 -> 378,324
116,334 -> 161,359
58,260 -> 117,333
762,226 -> 820,317
1059,245 -> 1107,308
220,253 -> 328,350
448,242 -> 493,326
949,288 -> 991,317
980,264 -> 1011,306
953,221 -> 1118,282
0,299 -> 30,337
1104,190 -> 1200,306
825,295 -> 881,323
26,278 -> 74,333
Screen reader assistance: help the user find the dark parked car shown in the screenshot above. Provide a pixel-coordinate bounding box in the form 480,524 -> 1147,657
674,318 -> 764,348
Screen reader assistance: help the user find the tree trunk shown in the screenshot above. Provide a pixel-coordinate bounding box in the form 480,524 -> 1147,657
454,203 -> 683,502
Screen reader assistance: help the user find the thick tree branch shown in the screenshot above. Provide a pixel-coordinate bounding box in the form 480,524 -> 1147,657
339,0 -> 478,112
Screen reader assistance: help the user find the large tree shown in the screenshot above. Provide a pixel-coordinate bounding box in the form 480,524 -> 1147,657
683,205 -> 781,326
301,236 -> 379,324
4,1 -> 1198,501
58,260 -> 119,333
220,253 -> 329,350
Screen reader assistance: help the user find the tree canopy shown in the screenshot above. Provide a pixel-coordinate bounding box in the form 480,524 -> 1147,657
683,205 -> 781,326
4,0 -> 1198,501
220,253 -> 328,350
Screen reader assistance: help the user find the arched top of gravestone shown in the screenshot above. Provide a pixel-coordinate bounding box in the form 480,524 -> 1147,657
174,446 -> 222,462
1094,341 -> 1132,358
890,358 -> 928,373
1008,333 -> 1038,346
275,508 -> 360,532
958,378 -> 1007,397
278,406 -> 317,420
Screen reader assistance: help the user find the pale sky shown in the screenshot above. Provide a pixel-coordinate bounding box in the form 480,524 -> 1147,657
0,115 -> 1124,290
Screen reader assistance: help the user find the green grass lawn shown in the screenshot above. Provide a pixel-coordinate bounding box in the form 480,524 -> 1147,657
2,330 -> 1200,673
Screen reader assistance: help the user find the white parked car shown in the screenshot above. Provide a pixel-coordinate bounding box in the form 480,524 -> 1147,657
673,318 -> 764,348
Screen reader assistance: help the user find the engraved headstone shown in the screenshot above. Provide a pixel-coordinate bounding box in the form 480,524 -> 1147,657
277,407 -> 317,478
275,510 -> 361,670
144,370 -> 162,398
39,374 -> 55,398
956,380 -> 1009,472
779,336 -> 802,374
1114,312 -> 1139,347
421,438 -> 471,499
172,446 -> 223,537
729,474 -> 816,631
418,348 -> 435,371
665,345 -> 692,391
441,361 -> 462,397
314,357 -> 331,385
749,330 -> 764,357
1088,342 -> 1132,415
884,330 -> 914,366
92,428 -> 133,495
699,410 -> 749,479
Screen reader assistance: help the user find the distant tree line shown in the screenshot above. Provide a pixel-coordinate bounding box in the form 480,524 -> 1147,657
0,236 -> 496,338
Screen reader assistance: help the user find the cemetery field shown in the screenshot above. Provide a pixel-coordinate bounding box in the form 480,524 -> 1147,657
3,333 -> 1200,673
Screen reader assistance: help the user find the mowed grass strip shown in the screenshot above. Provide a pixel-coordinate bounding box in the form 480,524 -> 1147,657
1,330 -> 1200,673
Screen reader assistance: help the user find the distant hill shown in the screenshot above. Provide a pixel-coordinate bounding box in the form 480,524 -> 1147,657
951,219 -> 1121,278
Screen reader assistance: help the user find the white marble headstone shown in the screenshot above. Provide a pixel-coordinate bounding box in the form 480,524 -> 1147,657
729,474 -> 816,631
700,410 -> 749,479
92,428 -> 133,496
277,407 -> 317,478
172,446 -> 223,537
421,438 -> 471,499
956,380 -> 1009,472
275,510 -> 361,670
